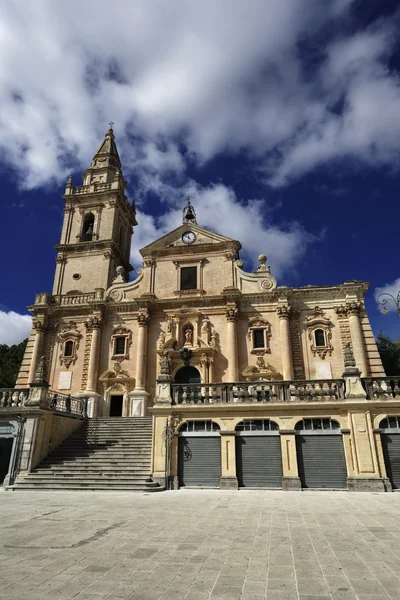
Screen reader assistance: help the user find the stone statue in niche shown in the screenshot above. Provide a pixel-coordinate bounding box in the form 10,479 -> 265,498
184,328 -> 193,346
210,325 -> 217,347
160,352 -> 171,375
201,317 -> 210,344
158,330 -> 166,349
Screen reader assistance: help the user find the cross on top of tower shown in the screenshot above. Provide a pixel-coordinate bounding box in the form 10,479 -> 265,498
108,121 -> 115,130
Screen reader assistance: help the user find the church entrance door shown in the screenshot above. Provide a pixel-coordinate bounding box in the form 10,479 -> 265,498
174,366 -> 201,384
110,395 -> 123,417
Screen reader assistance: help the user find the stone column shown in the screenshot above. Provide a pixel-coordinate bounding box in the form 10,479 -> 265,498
85,317 -> 102,393
219,431 -> 238,489
277,306 -> 294,380
28,321 -> 46,384
280,430 -> 301,490
225,305 -> 239,382
209,357 -> 214,384
129,311 -> 150,416
83,317 -> 102,417
347,302 -> 368,377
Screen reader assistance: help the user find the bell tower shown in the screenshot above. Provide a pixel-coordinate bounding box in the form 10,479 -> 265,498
53,126 -> 137,296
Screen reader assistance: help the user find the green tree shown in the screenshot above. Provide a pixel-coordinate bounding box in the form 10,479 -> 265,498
376,333 -> 400,376
0,339 -> 28,388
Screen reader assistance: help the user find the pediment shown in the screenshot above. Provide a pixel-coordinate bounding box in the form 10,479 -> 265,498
140,223 -> 241,255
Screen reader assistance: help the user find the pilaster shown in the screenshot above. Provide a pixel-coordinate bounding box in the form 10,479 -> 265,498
280,430 -> 301,490
219,430 -> 238,489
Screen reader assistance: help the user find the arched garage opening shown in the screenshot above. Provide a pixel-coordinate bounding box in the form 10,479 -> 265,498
380,417 -> 400,489
178,421 -> 221,487
235,419 -> 282,488
295,418 -> 347,489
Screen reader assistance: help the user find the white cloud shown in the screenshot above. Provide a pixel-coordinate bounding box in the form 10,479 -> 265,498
374,278 -> 400,314
131,182 -> 314,279
0,1 -> 399,276
0,0 -> 398,190
0,311 -> 32,346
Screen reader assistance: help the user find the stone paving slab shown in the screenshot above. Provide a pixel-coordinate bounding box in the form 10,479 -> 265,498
1,490 -> 400,600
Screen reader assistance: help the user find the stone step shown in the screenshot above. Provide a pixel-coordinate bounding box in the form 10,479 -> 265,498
25,474 -> 152,480
14,484 -> 164,491
29,466 -> 150,477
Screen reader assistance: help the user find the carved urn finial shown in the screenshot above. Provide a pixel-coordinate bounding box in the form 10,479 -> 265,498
256,254 -> 270,273
344,342 -> 356,369
32,356 -> 49,387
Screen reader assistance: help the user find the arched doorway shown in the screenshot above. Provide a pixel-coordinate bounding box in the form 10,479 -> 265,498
235,419 -> 282,488
178,421 -> 221,487
295,418 -> 347,489
174,366 -> 201,384
380,417 -> 400,489
0,421 -> 17,487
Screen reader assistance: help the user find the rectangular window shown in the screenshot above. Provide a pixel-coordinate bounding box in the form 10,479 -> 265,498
114,336 -> 126,356
180,266 -> 197,291
253,329 -> 265,348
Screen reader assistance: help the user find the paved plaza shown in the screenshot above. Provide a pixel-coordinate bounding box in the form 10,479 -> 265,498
1,490 -> 400,600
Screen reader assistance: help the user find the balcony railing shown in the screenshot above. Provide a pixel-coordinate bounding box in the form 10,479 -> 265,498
0,389 -> 29,408
0,388 -> 87,418
362,377 -> 400,400
52,292 -> 96,306
48,391 -> 88,418
171,379 -> 345,405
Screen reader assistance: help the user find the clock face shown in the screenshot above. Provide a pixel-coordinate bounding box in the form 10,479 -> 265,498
182,231 -> 196,244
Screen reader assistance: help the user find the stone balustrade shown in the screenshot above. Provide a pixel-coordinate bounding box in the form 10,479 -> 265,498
362,377 -> 400,399
0,388 -> 29,408
171,379 -> 344,405
52,292 -> 96,306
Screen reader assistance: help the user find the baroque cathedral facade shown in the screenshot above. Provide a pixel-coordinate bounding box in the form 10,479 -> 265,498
3,127 -> 400,493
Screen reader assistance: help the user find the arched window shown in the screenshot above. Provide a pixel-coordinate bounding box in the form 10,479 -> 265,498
314,329 -> 326,347
380,416 -> 400,429
295,418 -> 340,431
179,421 -> 220,433
81,213 -> 94,241
236,419 -> 279,432
64,340 -> 74,357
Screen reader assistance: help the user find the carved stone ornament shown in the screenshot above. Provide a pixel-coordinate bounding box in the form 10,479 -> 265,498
180,347 -> 193,366
225,305 -> 239,322
304,306 -> 333,359
85,316 -> 103,330
55,253 -> 66,264
109,289 -> 124,302
143,258 -> 154,268
335,305 -> 348,318
112,265 -> 127,284
256,254 -> 271,273
33,319 -> 48,333
137,311 -> 150,327
160,352 -> 172,375
277,306 -> 291,319
346,301 -> 362,316
59,321 -> 82,368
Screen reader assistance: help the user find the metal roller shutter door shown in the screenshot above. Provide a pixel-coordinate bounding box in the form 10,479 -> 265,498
381,433 -> 400,489
236,436 -> 282,488
296,435 -> 347,489
178,436 -> 221,487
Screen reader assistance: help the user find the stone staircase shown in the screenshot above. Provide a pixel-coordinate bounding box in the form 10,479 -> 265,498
14,417 -> 163,492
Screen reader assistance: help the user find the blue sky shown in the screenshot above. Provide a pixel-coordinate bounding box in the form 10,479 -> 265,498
0,0 -> 400,345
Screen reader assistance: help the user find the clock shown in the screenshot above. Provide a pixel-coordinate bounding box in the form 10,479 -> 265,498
182,231 -> 196,244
